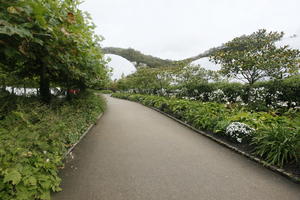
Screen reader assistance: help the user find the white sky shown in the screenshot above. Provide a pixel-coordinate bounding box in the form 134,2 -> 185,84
79,0 -> 300,80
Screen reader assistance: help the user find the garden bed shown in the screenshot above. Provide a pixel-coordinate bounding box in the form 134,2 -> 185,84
0,91 -> 106,199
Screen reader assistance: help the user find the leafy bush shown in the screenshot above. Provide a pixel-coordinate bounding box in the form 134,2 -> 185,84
213,120 -> 231,134
165,75 -> 300,111
218,82 -> 244,103
252,125 -> 300,167
100,90 -> 113,94
112,93 -> 131,100
0,91 -> 105,200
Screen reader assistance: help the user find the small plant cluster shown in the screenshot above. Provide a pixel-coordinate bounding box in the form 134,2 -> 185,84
112,93 -> 300,168
225,122 -> 255,143
99,89 -> 114,94
116,75 -> 300,112
0,91 -> 106,200
252,125 -> 300,167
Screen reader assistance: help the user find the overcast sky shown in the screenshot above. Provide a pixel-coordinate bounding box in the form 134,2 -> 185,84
79,0 -> 300,79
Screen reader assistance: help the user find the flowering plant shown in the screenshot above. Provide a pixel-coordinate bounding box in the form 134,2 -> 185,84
225,122 -> 255,143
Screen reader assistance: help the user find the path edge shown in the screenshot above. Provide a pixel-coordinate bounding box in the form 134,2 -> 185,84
63,112 -> 104,159
112,96 -> 300,184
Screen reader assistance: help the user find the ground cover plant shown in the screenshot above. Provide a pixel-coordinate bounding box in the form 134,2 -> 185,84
0,91 -> 106,200
99,89 -> 114,94
0,1 -> 109,198
112,93 -> 300,169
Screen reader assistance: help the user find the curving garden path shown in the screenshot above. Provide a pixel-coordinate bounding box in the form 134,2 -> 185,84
53,95 -> 300,200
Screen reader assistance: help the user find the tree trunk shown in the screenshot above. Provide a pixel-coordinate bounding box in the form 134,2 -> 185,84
66,87 -> 71,101
39,63 -> 51,103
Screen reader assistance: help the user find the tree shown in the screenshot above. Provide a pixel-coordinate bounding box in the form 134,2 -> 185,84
210,29 -> 300,85
174,64 -> 221,86
115,66 -> 179,94
0,0 -> 108,102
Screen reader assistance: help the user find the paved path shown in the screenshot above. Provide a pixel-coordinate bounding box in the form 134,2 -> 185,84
53,95 -> 300,200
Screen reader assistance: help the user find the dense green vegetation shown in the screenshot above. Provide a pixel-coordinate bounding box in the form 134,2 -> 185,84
112,93 -> 300,168
0,1 -> 109,199
111,66 -> 300,110
102,45 -> 220,68
0,0 -> 109,102
1,0 -> 300,196
102,47 -> 175,68
111,65 -> 221,94
0,91 -> 106,200
210,29 -> 300,84
99,89 -> 113,94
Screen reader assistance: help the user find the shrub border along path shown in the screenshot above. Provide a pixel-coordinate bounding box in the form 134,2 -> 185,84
111,95 -> 300,184
63,113 -> 104,159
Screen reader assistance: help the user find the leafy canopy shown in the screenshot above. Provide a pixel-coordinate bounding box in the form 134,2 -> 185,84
210,29 -> 300,84
0,0 -> 109,101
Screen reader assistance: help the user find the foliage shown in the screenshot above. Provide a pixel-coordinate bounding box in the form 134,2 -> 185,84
0,91 -> 106,200
103,47 -> 174,68
115,64 -> 219,96
116,66 -> 181,94
112,93 -> 300,167
210,29 -> 300,84
99,89 -> 113,94
0,0 -> 108,102
161,75 -> 300,110
252,125 -> 300,167
103,44 -> 225,68
173,64 -> 221,86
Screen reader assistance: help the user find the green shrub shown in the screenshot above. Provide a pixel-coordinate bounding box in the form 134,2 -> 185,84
111,93 -> 130,99
218,82 -> 244,103
0,91 -> 106,200
252,126 -> 300,167
281,75 -> 300,106
176,75 -> 300,111
213,120 -> 231,134
100,90 -> 113,94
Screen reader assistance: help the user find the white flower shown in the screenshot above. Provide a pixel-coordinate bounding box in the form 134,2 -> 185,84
46,159 -> 50,163
225,122 -> 255,143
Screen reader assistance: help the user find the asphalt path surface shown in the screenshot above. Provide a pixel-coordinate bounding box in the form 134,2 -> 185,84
53,95 -> 300,200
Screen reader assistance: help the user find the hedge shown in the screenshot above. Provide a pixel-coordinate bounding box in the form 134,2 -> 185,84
174,75 -> 300,110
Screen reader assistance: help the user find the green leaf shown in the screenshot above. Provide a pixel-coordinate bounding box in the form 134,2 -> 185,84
7,6 -> 19,14
16,184 -> 34,200
4,169 -> 22,185
24,176 -> 37,186
39,191 -> 50,200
